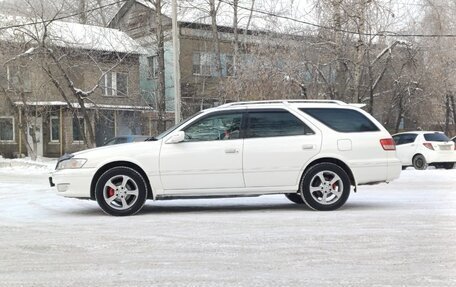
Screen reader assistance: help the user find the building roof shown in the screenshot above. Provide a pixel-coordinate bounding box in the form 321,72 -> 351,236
108,0 -> 314,36
0,14 -> 147,54
13,101 -> 154,111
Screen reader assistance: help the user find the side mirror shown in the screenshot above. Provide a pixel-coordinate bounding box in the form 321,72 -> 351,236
166,131 -> 185,144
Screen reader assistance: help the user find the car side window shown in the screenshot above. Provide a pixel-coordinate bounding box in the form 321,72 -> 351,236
401,134 -> 418,144
393,135 -> 402,145
246,110 -> 314,138
184,113 -> 243,142
301,108 -> 379,133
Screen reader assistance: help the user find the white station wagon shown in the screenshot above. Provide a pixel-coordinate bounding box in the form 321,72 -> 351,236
50,100 -> 402,216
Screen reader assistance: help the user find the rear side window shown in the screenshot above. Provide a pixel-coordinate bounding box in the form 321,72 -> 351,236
300,108 -> 379,133
394,133 -> 418,145
424,133 -> 450,142
247,110 -> 314,138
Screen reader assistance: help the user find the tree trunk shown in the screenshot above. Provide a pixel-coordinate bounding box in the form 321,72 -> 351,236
155,0 -> 167,133
79,0 -> 87,24
353,0 -> 367,103
444,94 -> 451,134
209,0 -> 223,78
233,0 -> 239,76
450,94 -> 456,134
333,0 -> 346,101
395,95 -> 404,133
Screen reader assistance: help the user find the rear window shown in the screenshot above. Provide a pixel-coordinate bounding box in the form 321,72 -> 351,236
300,108 -> 379,133
424,133 -> 450,142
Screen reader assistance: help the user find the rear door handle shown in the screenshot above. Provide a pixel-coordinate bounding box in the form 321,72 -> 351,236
302,144 -> 315,150
225,148 -> 239,154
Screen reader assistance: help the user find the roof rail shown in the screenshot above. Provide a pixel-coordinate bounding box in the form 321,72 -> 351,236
217,99 -> 347,108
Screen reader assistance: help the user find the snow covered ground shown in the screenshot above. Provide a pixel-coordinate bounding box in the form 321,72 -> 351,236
0,160 -> 455,286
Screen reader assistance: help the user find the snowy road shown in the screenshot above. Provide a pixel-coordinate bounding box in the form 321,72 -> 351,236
0,166 -> 455,286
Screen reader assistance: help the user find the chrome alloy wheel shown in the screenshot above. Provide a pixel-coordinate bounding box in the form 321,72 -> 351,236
103,175 -> 140,210
308,171 -> 344,205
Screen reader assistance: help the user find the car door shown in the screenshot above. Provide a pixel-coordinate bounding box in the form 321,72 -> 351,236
242,109 -> 321,188
395,133 -> 418,165
159,111 -> 245,194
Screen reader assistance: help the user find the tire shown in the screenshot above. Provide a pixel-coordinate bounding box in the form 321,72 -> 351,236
95,166 -> 148,216
285,193 -> 305,204
299,163 -> 351,211
412,154 -> 428,170
443,163 -> 455,170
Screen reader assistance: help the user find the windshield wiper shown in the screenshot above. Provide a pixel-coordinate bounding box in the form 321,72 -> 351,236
145,137 -> 158,141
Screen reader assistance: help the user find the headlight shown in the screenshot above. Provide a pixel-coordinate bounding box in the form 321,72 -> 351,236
56,158 -> 87,170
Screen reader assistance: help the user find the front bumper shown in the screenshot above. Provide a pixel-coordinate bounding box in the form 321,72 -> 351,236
50,168 -> 97,199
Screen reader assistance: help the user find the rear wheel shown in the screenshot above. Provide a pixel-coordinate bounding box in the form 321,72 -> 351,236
413,155 -> 428,170
299,163 -> 351,211
442,163 -> 455,170
95,166 -> 147,216
285,193 -> 304,204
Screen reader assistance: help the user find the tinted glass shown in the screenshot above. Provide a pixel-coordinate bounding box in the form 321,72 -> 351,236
301,108 -> 379,133
394,133 -> 418,145
247,111 -> 314,138
392,135 -> 401,145
184,113 -> 242,141
424,133 -> 450,142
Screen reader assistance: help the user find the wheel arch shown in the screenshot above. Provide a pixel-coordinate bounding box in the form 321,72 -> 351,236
90,161 -> 153,200
302,157 -> 356,187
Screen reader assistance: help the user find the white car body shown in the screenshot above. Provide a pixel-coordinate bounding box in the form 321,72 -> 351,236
392,131 -> 456,168
51,100 -> 401,214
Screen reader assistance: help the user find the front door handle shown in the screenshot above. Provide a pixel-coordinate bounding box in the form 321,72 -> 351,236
225,148 -> 239,154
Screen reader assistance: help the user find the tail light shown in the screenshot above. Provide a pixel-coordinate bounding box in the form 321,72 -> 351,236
380,138 -> 396,150
423,143 -> 434,150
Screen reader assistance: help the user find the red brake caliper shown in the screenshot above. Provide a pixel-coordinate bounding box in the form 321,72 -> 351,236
107,187 -> 115,197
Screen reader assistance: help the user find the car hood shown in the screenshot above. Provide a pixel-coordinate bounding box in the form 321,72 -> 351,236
71,141 -> 162,168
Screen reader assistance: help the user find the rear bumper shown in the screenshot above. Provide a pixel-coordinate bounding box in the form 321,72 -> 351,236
50,168 -> 96,199
426,151 -> 456,164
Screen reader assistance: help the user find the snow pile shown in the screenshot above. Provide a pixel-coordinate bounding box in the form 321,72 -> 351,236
0,14 -> 146,54
0,156 -> 56,175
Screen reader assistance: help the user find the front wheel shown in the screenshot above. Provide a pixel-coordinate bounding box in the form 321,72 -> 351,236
300,163 -> 351,211
413,155 -> 428,170
95,167 -> 148,216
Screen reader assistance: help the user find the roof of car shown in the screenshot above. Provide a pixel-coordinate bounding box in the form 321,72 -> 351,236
393,131 -> 445,135
209,99 -> 366,112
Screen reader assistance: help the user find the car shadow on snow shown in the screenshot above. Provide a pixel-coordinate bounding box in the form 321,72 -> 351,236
136,201 -> 398,215
139,202 -> 306,214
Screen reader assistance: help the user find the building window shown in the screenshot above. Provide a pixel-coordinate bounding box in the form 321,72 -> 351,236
7,65 -> 31,92
0,117 -> 15,142
101,72 -> 128,97
192,52 -> 215,76
72,117 -> 85,142
147,56 -> 158,79
50,116 -> 60,143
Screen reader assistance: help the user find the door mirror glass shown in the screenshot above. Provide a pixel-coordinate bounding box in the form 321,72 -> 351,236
166,131 -> 185,144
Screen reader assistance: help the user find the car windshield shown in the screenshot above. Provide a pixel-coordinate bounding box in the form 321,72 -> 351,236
424,133 -> 450,142
155,112 -> 203,140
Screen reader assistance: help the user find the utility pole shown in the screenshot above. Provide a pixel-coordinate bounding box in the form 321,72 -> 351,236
172,0 -> 182,123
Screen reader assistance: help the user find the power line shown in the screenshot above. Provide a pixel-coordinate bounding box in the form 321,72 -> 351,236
0,0 -> 127,31
219,0 -> 456,38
